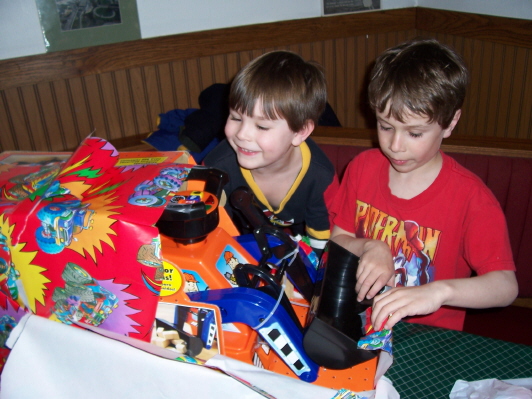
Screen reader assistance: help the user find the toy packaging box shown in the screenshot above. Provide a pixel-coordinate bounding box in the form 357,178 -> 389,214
0,136 -> 197,344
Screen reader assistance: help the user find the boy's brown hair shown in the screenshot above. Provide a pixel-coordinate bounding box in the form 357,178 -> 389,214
368,38 -> 469,129
229,51 -> 327,133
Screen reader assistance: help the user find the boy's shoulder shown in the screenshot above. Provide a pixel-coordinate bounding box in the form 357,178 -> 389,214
305,138 -> 337,173
441,152 -> 501,204
203,139 -> 234,167
442,152 -> 484,184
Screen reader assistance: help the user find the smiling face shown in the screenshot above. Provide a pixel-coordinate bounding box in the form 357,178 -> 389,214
377,105 -> 461,176
225,101 -> 312,173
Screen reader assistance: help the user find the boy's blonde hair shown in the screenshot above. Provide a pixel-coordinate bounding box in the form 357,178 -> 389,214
229,51 -> 327,133
368,38 -> 469,129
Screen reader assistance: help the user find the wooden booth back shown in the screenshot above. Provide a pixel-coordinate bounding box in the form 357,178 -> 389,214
0,8 -> 531,153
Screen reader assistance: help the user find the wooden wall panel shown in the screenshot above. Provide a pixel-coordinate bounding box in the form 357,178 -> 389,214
342,37 -> 356,128
68,77 -> 93,143
0,92 -> 16,152
0,8 -> 530,152
128,67 -> 152,136
109,71 -> 133,140
170,61 -> 190,112
142,66 -> 160,131
0,9 -> 415,91
83,74 -> 107,139
19,85 -> 48,151
51,80 -> 82,149
2,88 -> 35,151
154,64 -> 176,114
0,29 -> 456,151
321,39 -> 337,121
35,82 -> 64,150
485,43 -> 506,138
506,47 -> 530,139
211,54 -> 228,84
320,30 -> 418,128
416,8 -> 532,49
224,53 -> 242,86
98,72 -> 124,141
517,52 -> 532,139
419,30 -> 532,140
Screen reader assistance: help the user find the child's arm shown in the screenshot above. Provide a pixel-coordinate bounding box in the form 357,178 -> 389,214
371,270 -> 518,330
330,226 -> 395,302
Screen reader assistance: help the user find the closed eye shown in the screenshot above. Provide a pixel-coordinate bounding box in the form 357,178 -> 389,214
257,125 -> 269,131
409,132 -> 423,138
378,124 -> 392,131
229,114 -> 241,122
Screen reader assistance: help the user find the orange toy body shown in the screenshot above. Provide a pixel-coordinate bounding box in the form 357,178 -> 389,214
155,169 -> 378,391
157,224 -> 378,391
158,224 -> 259,364
254,302 -> 378,392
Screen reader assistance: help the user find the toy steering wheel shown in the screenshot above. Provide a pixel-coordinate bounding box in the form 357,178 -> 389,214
233,263 -> 279,290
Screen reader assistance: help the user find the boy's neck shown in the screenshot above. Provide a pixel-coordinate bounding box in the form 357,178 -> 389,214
250,145 -> 303,209
388,152 -> 443,200
251,144 -> 301,178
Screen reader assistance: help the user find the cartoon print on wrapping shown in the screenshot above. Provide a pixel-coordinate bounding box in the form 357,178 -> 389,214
0,291 -> 28,372
0,137 -> 195,341
354,200 -> 438,288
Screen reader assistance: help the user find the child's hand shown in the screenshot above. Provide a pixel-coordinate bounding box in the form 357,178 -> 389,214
356,240 -> 395,302
371,284 -> 445,330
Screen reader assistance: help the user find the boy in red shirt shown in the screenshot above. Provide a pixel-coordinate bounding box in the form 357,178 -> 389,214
330,38 -> 518,331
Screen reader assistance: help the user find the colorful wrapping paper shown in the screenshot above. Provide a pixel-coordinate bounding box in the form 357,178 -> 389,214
0,136 -> 194,342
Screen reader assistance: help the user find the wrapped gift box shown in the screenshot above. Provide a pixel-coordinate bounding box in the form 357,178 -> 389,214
0,136 -> 195,342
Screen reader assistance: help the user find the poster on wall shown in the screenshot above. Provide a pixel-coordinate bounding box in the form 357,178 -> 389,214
323,0 -> 380,15
35,0 -> 141,52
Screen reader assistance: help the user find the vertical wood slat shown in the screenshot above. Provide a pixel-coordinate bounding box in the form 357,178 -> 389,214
170,60 -> 189,113
54,79 -> 81,149
486,43 -> 505,138
211,54 -> 228,84
184,59 -> 202,110
2,87 -> 34,151
98,72 -> 123,141
507,48 -> 529,139
142,65 -> 159,132
83,74 -> 107,140
471,38 -> 492,137
35,81 -> 65,150
128,67 -> 151,137
25,85 -> 49,151
0,91 -> 17,152
111,70 -> 134,140
66,77 -> 92,144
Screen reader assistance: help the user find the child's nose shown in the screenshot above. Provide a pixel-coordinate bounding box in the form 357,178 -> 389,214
235,123 -> 253,141
389,132 -> 404,152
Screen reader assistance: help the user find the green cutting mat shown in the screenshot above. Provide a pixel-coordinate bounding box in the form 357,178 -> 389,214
385,322 -> 532,398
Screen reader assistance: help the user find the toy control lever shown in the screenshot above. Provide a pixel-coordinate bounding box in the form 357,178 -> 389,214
230,187 -> 316,301
303,240 -> 379,369
230,186 -> 269,231
233,263 -> 303,331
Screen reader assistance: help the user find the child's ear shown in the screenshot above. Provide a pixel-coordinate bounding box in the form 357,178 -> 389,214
443,109 -> 462,138
292,120 -> 315,146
